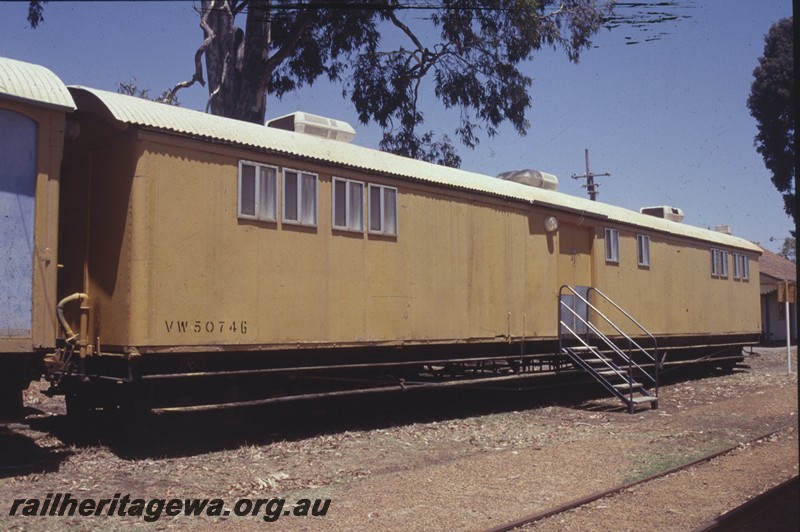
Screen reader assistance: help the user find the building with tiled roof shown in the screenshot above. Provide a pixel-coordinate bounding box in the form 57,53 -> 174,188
759,245 -> 797,344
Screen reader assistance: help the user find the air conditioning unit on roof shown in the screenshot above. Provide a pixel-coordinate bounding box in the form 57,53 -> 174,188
496,169 -> 559,191
640,206 -> 684,223
715,224 -> 732,235
266,111 -> 356,143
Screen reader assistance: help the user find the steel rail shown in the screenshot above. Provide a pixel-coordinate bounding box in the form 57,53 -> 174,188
691,475 -> 799,531
484,426 -> 794,532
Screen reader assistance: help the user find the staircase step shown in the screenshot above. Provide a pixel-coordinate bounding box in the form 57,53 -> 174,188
631,396 -> 658,404
598,370 -> 620,377
613,382 -> 642,390
584,358 -> 610,364
570,346 -> 593,352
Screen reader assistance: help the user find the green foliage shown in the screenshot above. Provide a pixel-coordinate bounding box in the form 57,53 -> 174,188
779,236 -> 796,263
26,0 -> 45,29
117,79 -> 180,106
381,131 -> 462,167
28,1 -> 685,167
748,17 -> 795,227
195,0 -> 611,166
347,0 -> 609,161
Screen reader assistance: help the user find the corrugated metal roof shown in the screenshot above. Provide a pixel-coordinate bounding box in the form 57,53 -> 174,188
68,86 -> 760,253
0,57 -> 75,111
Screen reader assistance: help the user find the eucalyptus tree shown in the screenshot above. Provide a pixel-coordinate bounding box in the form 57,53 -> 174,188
174,0 -> 610,165
26,1 -> 686,166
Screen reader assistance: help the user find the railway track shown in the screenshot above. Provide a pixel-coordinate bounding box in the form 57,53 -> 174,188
486,427 -> 797,532
693,475 -> 799,531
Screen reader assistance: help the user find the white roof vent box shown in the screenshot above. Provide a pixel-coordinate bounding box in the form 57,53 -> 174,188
640,206 -> 685,223
496,169 -> 558,191
267,111 -> 356,143
715,224 -> 732,235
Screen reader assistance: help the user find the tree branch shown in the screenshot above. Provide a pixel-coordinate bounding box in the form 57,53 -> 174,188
265,7 -> 316,72
165,6 -> 216,102
387,10 -> 425,52
206,50 -> 231,112
232,0 -> 248,16
542,2 -> 565,19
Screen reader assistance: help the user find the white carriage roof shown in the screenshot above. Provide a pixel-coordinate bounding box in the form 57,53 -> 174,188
68,86 -> 760,253
0,57 -> 75,112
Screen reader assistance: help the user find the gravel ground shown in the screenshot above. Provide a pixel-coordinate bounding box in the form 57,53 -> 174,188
522,431 -> 797,531
1,346 -> 797,531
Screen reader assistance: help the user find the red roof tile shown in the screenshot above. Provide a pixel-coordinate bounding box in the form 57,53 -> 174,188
758,245 -> 797,281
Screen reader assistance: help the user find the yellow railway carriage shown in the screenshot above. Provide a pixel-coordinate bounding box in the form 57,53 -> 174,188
52,86 -> 760,413
0,57 -> 762,416
0,58 -> 75,413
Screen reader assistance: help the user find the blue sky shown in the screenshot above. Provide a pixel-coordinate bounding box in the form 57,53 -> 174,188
0,1 -> 793,251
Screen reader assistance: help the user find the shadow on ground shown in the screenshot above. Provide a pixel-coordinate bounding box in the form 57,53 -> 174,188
22,380 -> 599,460
1,407 -> 73,479
14,364 -> 737,463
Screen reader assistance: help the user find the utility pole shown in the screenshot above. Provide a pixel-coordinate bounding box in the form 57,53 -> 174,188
571,149 -> 610,201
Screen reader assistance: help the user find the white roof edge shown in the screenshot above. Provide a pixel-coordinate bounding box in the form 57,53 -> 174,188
67,86 -> 761,254
0,57 -> 75,112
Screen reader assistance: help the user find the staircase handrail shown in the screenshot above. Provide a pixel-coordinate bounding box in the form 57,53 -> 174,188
588,287 -> 658,363
559,299 -> 654,386
559,286 -> 658,394
558,320 -> 631,403
585,286 -> 659,398
560,285 -> 656,364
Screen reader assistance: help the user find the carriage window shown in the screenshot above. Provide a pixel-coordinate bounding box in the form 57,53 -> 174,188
368,184 -> 398,236
238,161 -> 277,222
733,253 -> 750,281
637,234 -> 650,267
283,169 -> 318,227
711,248 -> 729,278
604,228 -> 619,263
333,177 -> 364,232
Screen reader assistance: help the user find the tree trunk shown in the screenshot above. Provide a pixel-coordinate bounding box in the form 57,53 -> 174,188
203,0 -> 271,124
237,0 -> 271,123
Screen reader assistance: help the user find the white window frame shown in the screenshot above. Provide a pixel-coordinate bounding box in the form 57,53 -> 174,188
238,161 -> 278,222
332,177 -> 365,232
604,228 -> 620,263
368,184 -> 398,236
711,248 -> 720,277
711,248 -> 729,278
282,169 -> 318,227
720,249 -> 729,278
637,234 -> 650,267
733,253 -> 750,281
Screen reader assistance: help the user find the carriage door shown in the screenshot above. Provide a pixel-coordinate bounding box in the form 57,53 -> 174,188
0,109 -> 37,338
557,225 -> 594,335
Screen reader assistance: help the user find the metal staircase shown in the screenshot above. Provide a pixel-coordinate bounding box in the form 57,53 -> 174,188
559,286 -> 660,413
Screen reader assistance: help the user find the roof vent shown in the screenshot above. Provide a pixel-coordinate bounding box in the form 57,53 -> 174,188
640,206 -> 684,223
496,169 -> 558,191
715,224 -> 732,235
266,111 -> 356,143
